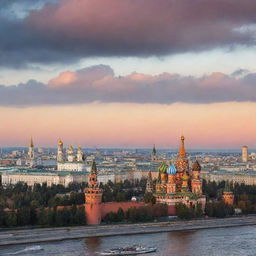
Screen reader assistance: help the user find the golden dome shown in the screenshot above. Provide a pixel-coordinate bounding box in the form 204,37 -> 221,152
58,139 -> 63,146
182,172 -> 189,181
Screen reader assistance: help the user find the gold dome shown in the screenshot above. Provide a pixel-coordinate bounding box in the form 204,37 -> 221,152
182,172 -> 189,181
58,139 -> 63,146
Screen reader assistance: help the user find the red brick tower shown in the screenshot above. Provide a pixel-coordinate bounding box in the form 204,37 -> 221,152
222,182 -> 234,205
84,160 -> 103,225
191,160 -> 202,195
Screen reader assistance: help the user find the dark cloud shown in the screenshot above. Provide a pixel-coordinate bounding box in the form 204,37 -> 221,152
231,69 -> 250,77
0,0 -> 256,67
1,65 -> 256,106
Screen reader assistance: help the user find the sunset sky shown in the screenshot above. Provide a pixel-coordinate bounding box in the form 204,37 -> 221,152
1,0 -> 256,148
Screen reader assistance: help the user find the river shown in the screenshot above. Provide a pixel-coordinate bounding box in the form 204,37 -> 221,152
0,225 -> 255,256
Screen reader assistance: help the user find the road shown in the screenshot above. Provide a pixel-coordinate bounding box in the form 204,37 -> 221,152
1,216 -> 256,246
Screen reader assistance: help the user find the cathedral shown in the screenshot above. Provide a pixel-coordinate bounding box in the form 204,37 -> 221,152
151,136 -> 206,214
57,139 -> 88,172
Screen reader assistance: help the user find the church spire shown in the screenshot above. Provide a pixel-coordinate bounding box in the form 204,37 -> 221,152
91,159 -> 97,175
30,137 -> 34,148
152,144 -> 156,155
178,135 -> 186,158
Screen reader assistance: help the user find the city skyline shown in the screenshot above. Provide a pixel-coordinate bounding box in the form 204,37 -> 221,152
1,0 -> 256,148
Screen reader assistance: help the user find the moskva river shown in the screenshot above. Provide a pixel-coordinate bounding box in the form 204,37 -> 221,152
1,225 -> 256,256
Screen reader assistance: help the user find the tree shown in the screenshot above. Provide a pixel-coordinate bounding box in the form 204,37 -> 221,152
144,192 -> 156,204
4,211 -> 17,227
116,208 -> 125,222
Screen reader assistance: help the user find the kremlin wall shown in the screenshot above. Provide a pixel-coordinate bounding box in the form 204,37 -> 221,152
84,136 -> 206,224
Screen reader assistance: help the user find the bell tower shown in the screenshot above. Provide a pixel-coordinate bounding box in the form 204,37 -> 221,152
84,160 -> 103,225
57,139 -> 64,162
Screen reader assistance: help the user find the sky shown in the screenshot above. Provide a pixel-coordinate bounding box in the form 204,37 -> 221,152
1,0 -> 256,148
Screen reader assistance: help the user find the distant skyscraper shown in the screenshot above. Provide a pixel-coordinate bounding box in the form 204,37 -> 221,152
242,145 -> 248,163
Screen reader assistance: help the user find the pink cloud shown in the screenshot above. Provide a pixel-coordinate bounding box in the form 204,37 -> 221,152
24,0 -> 256,58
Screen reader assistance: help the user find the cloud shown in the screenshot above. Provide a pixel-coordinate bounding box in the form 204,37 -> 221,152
231,68 -> 250,77
1,0 -> 256,67
1,65 -> 256,106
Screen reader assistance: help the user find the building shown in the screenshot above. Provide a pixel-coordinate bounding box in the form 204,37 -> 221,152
1,169 -> 88,187
222,182 -> 234,205
154,136 -> 206,214
151,144 -> 157,161
242,145 -> 248,163
26,138 -> 35,167
57,140 -> 88,172
202,170 -> 256,185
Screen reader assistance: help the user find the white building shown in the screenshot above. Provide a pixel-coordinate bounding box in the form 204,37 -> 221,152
1,170 -> 88,187
57,140 -> 89,172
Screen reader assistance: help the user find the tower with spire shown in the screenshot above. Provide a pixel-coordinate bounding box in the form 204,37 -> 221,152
84,160 -> 103,225
28,137 -> 34,160
27,137 -> 35,167
151,144 -> 157,161
175,136 -> 189,191
222,182 -> 234,205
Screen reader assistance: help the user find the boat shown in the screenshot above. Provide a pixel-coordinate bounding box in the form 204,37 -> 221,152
99,245 -> 157,255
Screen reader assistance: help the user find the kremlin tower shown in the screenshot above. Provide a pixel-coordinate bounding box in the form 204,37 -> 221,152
222,182 -> 234,205
84,160 -> 103,225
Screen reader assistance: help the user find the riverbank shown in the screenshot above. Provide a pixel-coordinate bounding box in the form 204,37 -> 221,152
1,216 -> 256,246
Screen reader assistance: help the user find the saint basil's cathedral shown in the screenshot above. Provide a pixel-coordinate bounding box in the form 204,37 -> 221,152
148,136 -> 206,214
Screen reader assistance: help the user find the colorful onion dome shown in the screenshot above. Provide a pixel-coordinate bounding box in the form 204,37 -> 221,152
158,162 -> 167,173
182,172 -> 189,181
167,164 -> 177,175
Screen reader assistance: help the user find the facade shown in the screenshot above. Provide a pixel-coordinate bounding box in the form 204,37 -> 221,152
57,140 -> 88,172
202,171 -> 256,185
154,136 -> 206,214
1,170 -> 88,187
242,145 -> 248,163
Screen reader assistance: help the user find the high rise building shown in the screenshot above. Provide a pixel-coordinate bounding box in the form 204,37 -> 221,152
242,145 -> 248,163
